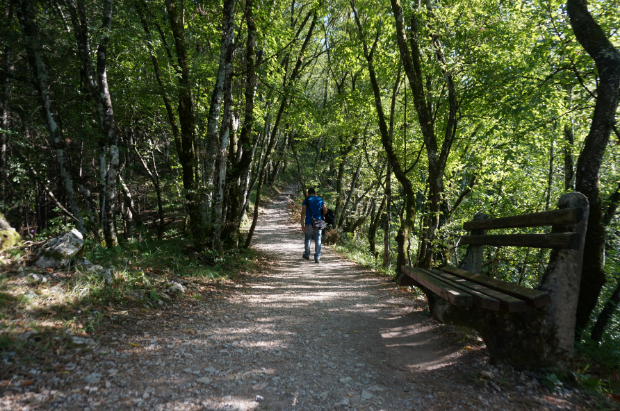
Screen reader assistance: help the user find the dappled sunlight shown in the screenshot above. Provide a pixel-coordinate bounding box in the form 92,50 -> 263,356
0,192 -> 486,410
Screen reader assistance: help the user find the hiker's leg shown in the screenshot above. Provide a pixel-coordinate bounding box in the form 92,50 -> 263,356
304,225 -> 313,257
314,227 -> 322,259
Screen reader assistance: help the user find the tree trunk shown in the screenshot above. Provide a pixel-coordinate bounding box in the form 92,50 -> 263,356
164,0 -> 203,242
337,158 -> 362,228
590,279 -> 620,342
0,2 -> 13,211
567,0 -> 620,335
390,0 -> 458,269
16,0 -> 86,236
222,0 -> 258,248
564,87 -> 575,191
205,0 -> 237,232
369,191 -> 387,257
351,2 -> 416,273
97,0 -> 119,247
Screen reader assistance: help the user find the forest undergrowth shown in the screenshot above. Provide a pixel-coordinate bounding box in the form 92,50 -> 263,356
0,186 -> 288,387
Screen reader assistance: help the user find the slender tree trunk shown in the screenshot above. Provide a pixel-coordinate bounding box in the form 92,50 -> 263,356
369,195 -> 387,256
333,159 -> 346,226
352,2 -> 415,272
383,163 -> 392,268
17,0 -> 86,236
0,2 -> 13,212
564,87 -> 575,191
337,157 -> 362,229
204,0 -> 236,228
132,145 -> 164,240
97,0 -> 119,247
590,279 -> 620,342
135,0 -> 183,159
567,0 -> 620,335
164,0 -> 203,242
545,140 -> 555,211
211,0 -> 236,250
390,0 -> 458,269
118,175 -> 136,239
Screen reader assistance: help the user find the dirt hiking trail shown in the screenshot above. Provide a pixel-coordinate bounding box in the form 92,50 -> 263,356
2,187 -> 593,410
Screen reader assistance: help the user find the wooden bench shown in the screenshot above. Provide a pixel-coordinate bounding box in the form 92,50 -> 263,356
398,192 -> 589,370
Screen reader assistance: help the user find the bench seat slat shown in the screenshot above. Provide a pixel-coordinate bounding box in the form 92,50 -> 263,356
463,208 -> 583,230
440,266 -> 552,308
430,269 -> 526,312
459,233 -> 580,250
417,268 -> 501,311
402,266 -> 472,307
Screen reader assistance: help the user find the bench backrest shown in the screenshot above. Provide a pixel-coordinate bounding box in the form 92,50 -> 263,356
460,207 -> 585,251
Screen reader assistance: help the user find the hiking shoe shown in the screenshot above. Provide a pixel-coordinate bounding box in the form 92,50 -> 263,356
314,257 -> 320,264
302,254 -> 310,260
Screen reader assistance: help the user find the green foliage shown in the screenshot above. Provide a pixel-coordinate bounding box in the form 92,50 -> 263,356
541,373 -> 563,392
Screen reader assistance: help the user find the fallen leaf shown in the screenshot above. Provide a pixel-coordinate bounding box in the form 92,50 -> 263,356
22,380 -> 34,386
353,331 -> 359,334
45,268 -> 53,273
182,329 -> 196,335
129,343 -> 139,347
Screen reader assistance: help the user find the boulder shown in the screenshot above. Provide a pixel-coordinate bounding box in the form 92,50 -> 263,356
34,229 -> 84,269
0,229 -> 22,251
0,211 -> 22,251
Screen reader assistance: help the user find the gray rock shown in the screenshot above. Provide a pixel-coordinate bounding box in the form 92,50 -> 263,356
84,373 -> 101,384
86,264 -> 104,273
17,331 -> 38,341
29,273 -> 47,284
256,395 -> 265,402
361,390 -> 373,400
99,268 -> 119,285
335,398 -> 350,406
71,336 -> 96,346
34,229 -> 84,269
196,377 -> 211,384
168,282 -> 186,294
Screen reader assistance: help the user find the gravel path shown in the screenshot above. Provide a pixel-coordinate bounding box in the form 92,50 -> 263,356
2,187 -> 593,410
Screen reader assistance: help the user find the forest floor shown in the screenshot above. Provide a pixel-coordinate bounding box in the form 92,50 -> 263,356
0,186 -> 613,410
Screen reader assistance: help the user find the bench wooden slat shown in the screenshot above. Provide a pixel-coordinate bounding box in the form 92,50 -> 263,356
463,208 -> 583,231
440,266 -> 552,308
417,268 -> 501,311
402,266 -> 472,307
430,269 -> 526,312
459,233 -> 580,250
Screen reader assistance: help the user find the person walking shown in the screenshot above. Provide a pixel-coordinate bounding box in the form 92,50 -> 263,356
301,188 -> 327,263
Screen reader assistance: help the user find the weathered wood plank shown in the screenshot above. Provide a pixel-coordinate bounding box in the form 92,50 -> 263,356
463,208 -> 583,231
459,233 -> 581,250
417,268 -> 501,311
430,269 -> 526,312
396,272 -> 420,287
401,266 -> 472,307
440,266 -> 552,308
